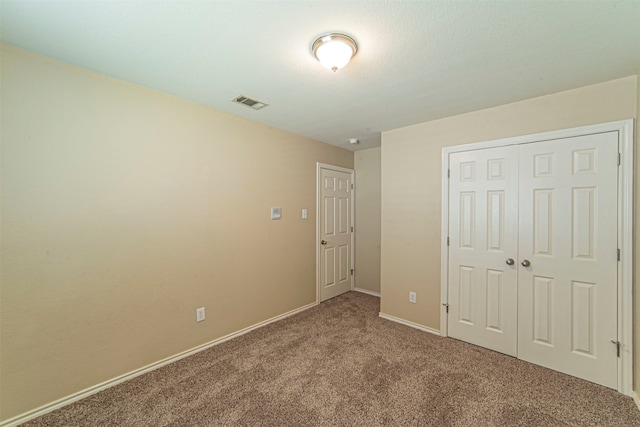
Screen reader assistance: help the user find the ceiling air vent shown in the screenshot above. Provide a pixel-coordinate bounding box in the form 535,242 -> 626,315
231,95 -> 268,110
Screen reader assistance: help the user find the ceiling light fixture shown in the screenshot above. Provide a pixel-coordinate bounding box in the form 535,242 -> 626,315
312,33 -> 358,72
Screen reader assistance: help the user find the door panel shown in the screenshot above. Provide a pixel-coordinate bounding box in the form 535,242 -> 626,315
517,133 -> 618,389
320,168 -> 352,301
532,275 -> 553,345
323,247 -> 335,287
324,199 -> 335,236
448,146 -> 519,356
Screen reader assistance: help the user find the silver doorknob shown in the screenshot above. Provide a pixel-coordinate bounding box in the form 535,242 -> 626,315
521,259 -> 531,267
321,240 -> 328,245
506,258 -> 515,266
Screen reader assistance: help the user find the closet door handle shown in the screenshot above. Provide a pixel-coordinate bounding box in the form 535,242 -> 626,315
506,258 -> 515,266
521,259 -> 531,267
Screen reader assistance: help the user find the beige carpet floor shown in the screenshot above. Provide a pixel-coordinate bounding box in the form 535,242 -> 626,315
24,292 -> 640,426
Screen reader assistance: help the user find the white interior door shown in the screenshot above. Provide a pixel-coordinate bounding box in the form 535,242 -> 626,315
448,146 -> 519,356
447,131 -> 619,389
319,167 -> 353,302
517,133 -> 619,388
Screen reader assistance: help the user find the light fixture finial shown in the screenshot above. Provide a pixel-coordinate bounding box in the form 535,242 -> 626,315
312,33 -> 358,72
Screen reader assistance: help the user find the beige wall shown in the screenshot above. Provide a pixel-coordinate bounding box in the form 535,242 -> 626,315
0,45 -> 353,421
380,76 -> 637,332
354,148 -> 381,294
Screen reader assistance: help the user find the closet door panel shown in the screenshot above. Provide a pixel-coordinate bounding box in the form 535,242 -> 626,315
517,132 -> 618,389
448,146 -> 519,356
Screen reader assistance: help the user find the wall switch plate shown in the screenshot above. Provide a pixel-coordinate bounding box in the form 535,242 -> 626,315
271,207 -> 282,220
409,292 -> 417,304
196,307 -> 205,322
301,208 -> 308,219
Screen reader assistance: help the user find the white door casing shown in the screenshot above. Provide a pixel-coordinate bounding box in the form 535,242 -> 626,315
440,120 -> 634,395
317,164 -> 354,302
448,146 -> 519,356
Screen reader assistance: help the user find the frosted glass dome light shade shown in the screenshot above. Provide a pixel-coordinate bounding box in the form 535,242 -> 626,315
312,33 -> 358,72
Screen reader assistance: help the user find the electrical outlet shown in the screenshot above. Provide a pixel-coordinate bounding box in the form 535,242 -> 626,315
409,292 -> 417,304
196,307 -> 205,322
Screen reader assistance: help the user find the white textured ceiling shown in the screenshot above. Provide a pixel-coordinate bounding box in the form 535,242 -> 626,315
2,1 -> 639,151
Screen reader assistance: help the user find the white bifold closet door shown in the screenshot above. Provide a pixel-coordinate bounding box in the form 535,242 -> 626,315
448,131 -> 619,389
448,145 -> 519,356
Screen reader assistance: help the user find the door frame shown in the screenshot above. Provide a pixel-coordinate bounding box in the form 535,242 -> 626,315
440,119 -> 634,395
316,162 -> 355,304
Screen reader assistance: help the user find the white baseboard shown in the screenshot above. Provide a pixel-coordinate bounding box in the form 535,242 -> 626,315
353,287 -> 380,297
378,312 -> 441,336
633,390 -> 640,412
0,301 -> 318,427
